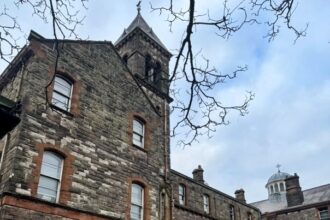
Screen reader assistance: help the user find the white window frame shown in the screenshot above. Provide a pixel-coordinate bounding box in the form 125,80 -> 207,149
230,205 -> 235,220
133,119 -> 145,148
248,212 -> 252,220
203,194 -> 210,214
37,151 -> 63,202
52,75 -> 73,112
178,184 -> 186,205
131,183 -> 144,220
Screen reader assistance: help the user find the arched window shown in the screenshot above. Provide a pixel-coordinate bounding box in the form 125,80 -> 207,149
275,183 -> 279,193
52,75 -> 73,111
37,151 -> 63,202
133,118 -> 145,148
247,212 -> 253,220
123,54 -> 128,64
280,182 -> 285,192
270,185 -> 274,194
145,54 -> 154,82
154,62 -> 162,85
131,183 -> 144,220
178,184 -> 186,205
203,194 -> 210,214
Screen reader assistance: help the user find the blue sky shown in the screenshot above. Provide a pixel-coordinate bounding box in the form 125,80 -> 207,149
1,0 -> 329,202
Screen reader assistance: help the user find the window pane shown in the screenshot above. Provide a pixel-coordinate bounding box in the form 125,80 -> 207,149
131,205 -> 142,220
132,184 -> 143,205
320,209 -> 330,220
41,163 -> 61,179
133,120 -> 143,135
38,152 -> 63,203
179,185 -> 185,205
133,133 -> 143,147
203,195 -> 209,213
131,184 -> 143,220
52,92 -> 69,110
40,152 -> 62,179
43,152 -> 62,167
37,176 -> 58,202
54,77 -> 71,97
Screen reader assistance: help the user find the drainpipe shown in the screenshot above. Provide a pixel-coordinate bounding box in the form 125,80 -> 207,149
17,60 -> 26,101
163,99 -> 168,181
0,133 -> 10,184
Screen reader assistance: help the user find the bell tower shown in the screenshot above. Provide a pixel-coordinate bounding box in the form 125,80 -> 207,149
114,7 -> 172,95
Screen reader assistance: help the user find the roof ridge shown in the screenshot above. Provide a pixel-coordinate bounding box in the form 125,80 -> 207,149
303,183 -> 330,193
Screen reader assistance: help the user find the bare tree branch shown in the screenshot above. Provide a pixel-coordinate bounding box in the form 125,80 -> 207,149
0,4 -> 21,63
151,0 -> 305,146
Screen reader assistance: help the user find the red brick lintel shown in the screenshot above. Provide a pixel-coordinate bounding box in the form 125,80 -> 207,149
0,193 -> 121,220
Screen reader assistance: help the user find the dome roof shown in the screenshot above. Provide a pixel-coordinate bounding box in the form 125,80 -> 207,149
267,171 -> 291,185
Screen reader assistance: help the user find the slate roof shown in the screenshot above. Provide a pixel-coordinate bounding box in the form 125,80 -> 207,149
115,12 -> 170,53
251,184 -> 330,213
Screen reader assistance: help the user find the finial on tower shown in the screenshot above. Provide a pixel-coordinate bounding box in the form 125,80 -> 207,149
276,164 -> 281,173
137,0 -> 142,14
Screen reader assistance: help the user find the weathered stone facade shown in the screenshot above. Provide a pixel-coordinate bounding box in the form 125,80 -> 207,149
171,170 -> 260,220
0,12 -> 260,220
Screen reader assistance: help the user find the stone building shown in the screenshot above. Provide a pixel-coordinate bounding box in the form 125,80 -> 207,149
251,170 -> 330,220
0,9 -> 260,220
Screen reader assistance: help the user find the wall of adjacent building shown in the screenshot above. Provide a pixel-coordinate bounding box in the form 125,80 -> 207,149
262,205 -> 330,220
170,170 -> 261,220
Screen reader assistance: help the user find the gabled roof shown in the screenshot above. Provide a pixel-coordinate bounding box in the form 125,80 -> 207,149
115,12 -> 170,54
